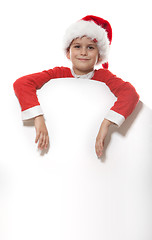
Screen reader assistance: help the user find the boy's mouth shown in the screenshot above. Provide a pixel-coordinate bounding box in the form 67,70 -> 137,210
77,58 -> 90,61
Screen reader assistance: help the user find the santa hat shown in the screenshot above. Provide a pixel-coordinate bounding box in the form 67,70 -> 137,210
63,15 -> 112,69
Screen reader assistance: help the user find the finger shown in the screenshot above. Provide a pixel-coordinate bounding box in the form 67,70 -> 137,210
41,134 -> 46,149
95,141 -> 104,157
35,131 -> 40,143
98,147 -> 103,157
97,149 -> 103,158
38,132 -> 44,149
45,135 -> 49,149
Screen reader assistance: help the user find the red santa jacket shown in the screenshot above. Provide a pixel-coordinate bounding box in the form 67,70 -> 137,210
13,66 -> 139,127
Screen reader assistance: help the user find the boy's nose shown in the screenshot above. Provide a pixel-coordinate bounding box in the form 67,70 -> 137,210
80,47 -> 87,55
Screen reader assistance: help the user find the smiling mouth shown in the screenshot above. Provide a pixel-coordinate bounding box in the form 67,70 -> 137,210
77,58 -> 90,61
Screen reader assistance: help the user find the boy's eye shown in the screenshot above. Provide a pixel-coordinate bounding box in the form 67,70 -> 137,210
88,46 -> 95,50
74,45 -> 80,48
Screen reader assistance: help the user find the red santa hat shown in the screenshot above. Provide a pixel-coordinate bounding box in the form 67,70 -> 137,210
63,15 -> 112,69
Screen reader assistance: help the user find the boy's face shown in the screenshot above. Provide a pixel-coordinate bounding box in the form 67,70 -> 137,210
66,36 -> 101,75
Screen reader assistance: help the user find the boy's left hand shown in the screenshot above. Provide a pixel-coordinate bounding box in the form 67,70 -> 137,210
95,119 -> 113,158
34,115 -> 49,150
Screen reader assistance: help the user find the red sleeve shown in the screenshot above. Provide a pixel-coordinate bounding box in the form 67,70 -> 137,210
93,69 -> 139,119
13,67 -> 72,111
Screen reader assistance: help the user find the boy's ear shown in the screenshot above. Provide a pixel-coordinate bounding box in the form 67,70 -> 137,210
66,50 -> 70,60
97,55 -> 102,64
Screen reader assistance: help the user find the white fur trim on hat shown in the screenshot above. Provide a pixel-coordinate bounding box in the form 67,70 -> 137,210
63,20 -> 110,64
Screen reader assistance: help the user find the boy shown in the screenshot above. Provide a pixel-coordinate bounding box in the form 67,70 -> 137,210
13,15 -> 139,158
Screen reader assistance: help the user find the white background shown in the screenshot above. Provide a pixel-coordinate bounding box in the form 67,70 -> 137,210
0,0 -> 152,239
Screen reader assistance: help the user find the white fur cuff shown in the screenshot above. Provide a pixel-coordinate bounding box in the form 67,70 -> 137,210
105,110 -> 125,127
22,105 -> 44,121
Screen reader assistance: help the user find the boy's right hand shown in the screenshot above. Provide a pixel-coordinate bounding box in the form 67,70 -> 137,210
95,119 -> 113,158
34,115 -> 49,150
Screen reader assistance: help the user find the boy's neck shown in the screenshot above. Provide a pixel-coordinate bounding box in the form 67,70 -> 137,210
71,68 -> 94,79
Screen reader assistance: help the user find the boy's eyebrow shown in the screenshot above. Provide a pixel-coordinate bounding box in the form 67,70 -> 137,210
88,43 -> 96,46
72,42 -> 97,46
72,42 -> 81,45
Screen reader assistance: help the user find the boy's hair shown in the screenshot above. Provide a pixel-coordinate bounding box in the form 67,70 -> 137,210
63,15 -> 112,69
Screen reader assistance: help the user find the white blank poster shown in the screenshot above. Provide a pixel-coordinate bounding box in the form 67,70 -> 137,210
4,77 -> 152,240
